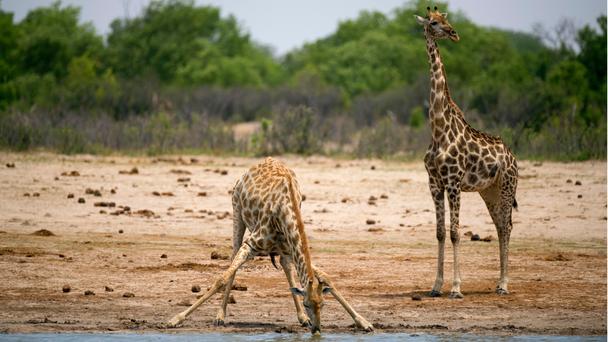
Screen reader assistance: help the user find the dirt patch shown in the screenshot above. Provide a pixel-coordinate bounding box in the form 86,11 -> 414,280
0,153 -> 605,336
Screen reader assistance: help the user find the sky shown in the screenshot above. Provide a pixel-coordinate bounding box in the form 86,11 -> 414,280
3,0 -> 606,55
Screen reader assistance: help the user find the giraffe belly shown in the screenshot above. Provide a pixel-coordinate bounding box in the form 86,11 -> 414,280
461,170 -> 498,192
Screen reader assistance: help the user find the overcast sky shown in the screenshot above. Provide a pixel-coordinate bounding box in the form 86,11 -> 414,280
3,0 -> 606,55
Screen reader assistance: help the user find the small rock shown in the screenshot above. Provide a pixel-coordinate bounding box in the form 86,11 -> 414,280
31,229 -> 55,236
23,193 -> 30,197
210,251 -> 229,260
380,194 -> 388,199
471,234 -> 480,241
118,229 -> 124,234
411,294 -> 422,301
566,179 -> 572,183
67,193 -> 74,199
105,286 -> 114,292
481,235 -> 493,242
111,188 -> 117,194
177,177 -> 190,183
197,192 -> 207,197
119,167 -> 139,175
370,165 -> 376,170
123,292 -> 135,298
6,163 -> 15,168
32,192 -> 40,197
301,194 -> 306,201
574,180 -> 582,186
61,170 -> 80,177
62,285 -> 71,293
152,191 -> 161,196
160,254 -> 167,259
84,290 -> 95,296
341,197 -> 351,203
220,170 -> 228,175
366,219 -> 376,225
78,198 -> 85,204
577,194 -> 582,198
191,285 -> 201,293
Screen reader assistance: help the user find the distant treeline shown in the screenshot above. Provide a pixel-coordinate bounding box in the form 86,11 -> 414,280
0,0 -> 605,159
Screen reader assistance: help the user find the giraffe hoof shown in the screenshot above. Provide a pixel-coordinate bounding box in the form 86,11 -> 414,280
213,318 -> 225,326
300,318 -> 311,327
496,288 -> 509,295
429,290 -> 442,297
448,291 -> 464,299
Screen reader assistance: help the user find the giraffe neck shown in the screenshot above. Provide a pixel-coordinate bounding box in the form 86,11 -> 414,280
290,229 -> 316,288
425,28 -> 454,142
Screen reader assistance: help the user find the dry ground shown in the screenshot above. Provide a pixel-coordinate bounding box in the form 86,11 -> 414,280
0,153 -> 605,336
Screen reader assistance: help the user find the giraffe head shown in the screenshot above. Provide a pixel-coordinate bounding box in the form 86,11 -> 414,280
290,279 -> 332,335
415,6 -> 459,42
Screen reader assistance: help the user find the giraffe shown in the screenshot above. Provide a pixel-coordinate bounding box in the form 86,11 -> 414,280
167,157 -> 373,335
414,7 -> 518,298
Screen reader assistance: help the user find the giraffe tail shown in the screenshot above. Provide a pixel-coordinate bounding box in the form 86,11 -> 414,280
270,253 -> 279,269
512,198 -> 518,211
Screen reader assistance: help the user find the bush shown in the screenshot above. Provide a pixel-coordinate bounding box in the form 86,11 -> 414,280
266,105 -> 323,155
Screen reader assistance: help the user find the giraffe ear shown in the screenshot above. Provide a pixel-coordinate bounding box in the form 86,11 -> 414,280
414,15 -> 428,26
290,287 -> 306,297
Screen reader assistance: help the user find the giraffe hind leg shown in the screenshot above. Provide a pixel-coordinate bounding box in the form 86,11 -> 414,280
480,181 -> 514,295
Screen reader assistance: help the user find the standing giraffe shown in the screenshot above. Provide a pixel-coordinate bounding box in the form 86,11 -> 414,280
414,7 -> 518,298
167,157 -> 373,334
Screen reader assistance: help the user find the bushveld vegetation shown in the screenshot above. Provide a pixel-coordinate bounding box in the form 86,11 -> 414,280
0,0 -> 605,159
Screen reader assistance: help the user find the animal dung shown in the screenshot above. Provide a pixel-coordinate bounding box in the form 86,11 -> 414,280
470,234 -> 480,241
411,294 -> 422,301
366,219 -> 376,225
105,286 -> 114,292
62,285 -> 71,293
94,202 -> 116,207
119,167 -> 139,175
177,177 -> 190,183
67,193 -> 74,199
122,292 -> 135,298
191,285 -> 201,293
61,170 -> 80,177
197,192 -> 207,197
5,162 -> 15,168
160,254 -> 168,259
84,290 -> 95,296
210,251 -> 229,260
31,229 -> 55,237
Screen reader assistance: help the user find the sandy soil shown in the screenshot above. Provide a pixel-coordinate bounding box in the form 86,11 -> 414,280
0,153 -> 605,336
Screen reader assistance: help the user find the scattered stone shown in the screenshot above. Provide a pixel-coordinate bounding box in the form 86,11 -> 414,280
6,162 -> 15,168
411,294 -> 422,301
177,177 -> 190,183
118,229 -> 124,234
301,194 -> 306,201
170,169 -> 192,175
577,194 -> 582,198
134,209 -> 155,218
370,165 -> 376,170
216,212 -> 230,220
84,290 -> 95,296
162,192 -> 174,196
190,158 -> 199,164
123,292 -> 135,298
380,194 -> 389,199
191,285 -> 201,293
62,285 -> 71,293
574,180 -> 582,186
94,201 -> 116,207
184,209 -> 193,213
545,253 -> 570,262
23,192 -> 30,197
160,254 -> 167,259
110,188 -> 117,194
119,167 -> 139,175
220,170 -> 228,175
232,283 -> 247,291
31,229 -> 55,237
369,196 -> 378,201
471,234 -> 480,241
32,192 -> 40,197
152,191 -> 161,196
67,193 -> 74,199
61,170 -> 80,177
211,251 -> 229,260
197,192 -> 207,197
365,219 -> 376,225
341,197 -> 352,203
367,227 -> 384,232
566,179 -> 572,184
105,286 -> 114,292
481,235 -> 493,242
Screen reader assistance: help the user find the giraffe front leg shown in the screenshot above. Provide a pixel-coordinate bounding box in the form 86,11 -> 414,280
280,255 -> 310,327
496,203 -> 513,295
429,184 -> 446,297
313,267 -> 373,332
167,243 -> 254,327
447,185 -> 463,299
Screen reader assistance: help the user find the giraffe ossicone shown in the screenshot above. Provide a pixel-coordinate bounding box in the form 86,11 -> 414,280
167,157 -> 373,335
416,7 -> 519,298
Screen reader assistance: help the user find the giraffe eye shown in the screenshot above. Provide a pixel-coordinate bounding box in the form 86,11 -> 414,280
431,21 -> 438,26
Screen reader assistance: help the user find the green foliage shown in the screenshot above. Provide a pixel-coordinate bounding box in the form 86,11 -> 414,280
0,0 -> 604,160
